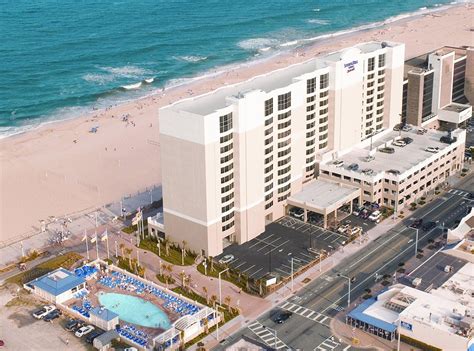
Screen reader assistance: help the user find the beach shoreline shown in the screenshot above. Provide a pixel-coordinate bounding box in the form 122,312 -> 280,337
1,3 -> 473,243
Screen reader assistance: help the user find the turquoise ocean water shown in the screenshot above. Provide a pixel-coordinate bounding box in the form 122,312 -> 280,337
0,0 -> 462,138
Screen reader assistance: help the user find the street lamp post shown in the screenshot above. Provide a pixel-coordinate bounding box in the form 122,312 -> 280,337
263,326 -> 277,348
291,257 -> 294,292
337,273 -> 352,308
397,318 -> 401,351
413,228 -> 419,257
218,268 -> 229,305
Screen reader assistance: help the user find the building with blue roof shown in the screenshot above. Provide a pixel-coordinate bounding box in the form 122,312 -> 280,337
25,267 -> 86,304
90,306 -> 119,331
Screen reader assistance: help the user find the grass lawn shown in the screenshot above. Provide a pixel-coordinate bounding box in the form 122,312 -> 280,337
6,252 -> 83,286
139,238 -> 196,266
196,262 -> 248,292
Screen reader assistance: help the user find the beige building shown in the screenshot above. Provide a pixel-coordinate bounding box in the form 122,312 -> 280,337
159,42 -> 472,257
159,42 -> 407,256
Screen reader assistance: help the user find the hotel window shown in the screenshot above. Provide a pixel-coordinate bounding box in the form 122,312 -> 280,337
265,165 -> 273,173
278,158 -> 290,167
306,147 -> 315,155
221,173 -> 234,184
220,133 -> 232,143
264,184 -> 273,192
320,73 -> 329,89
319,134 -> 327,141
306,113 -> 315,121
366,97 -> 373,104
265,136 -> 273,145
265,193 -> 273,201
221,193 -> 234,203
265,146 -> 273,155
378,54 -> 385,67
278,130 -> 290,139
319,125 -> 328,132
222,221 -> 234,231
367,81 -> 374,88
378,69 -> 385,76
377,85 -> 384,91
377,93 -> 384,99
319,116 -> 328,124
306,130 -> 316,138
278,111 -> 291,120
367,89 -> 374,96
320,107 -> 328,115
319,100 -> 328,107
220,143 -> 233,153
378,77 -> 385,84
376,101 -> 383,107
265,99 -> 273,116
221,183 -> 234,194
278,92 -> 291,110
307,105 -> 315,112
265,155 -> 273,164
264,127 -> 273,136
307,121 -> 315,129
307,78 -> 316,94
307,96 -> 315,103
219,113 -> 233,133
319,141 -> 328,148
265,201 -> 273,210
377,108 -> 383,115
278,120 -> 291,130
265,117 -> 273,126
367,73 -> 374,80
320,91 -> 328,98
222,212 -> 234,222
278,183 -> 291,194
368,57 -> 375,71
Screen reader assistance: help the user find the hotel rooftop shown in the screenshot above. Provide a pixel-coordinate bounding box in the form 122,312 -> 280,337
169,41 -> 400,116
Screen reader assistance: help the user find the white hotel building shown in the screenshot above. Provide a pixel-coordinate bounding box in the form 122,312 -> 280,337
158,41 -> 470,257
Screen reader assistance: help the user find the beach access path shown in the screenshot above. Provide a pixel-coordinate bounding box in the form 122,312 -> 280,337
1,4 -> 473,243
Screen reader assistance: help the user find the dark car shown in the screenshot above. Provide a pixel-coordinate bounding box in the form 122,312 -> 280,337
347,163 -> 359,171
387,169 -> 401,175
85,330 -> 104,344
274,311 -> 293,324
379,147 -> 395,154
65,319 -> 84,332
403,137 -> 414,145
410,218 -> 423,229
440,135 -> 457,144
421,221 -> 436,232
43,309 -> 62,322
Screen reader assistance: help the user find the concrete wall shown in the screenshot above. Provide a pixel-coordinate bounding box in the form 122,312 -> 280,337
464,47 -> 474,104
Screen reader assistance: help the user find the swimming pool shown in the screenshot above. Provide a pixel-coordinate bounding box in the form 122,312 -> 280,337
98,292 -> 171,329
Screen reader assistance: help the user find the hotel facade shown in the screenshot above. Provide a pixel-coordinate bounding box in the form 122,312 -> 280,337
158,42 -> 472,256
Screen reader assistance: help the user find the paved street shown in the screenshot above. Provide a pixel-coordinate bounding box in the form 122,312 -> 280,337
213,174 -> 474,351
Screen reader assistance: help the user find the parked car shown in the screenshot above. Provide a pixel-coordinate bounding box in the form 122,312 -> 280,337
440,135 -> 457,144
289,207 -> 304,219
401,124 -> 412,132
387,169 -> 401,175
410,218 -> 423,229
274,311 -> 293,324
218,254 -> 234,264
359,209 -> 370,219
307,212 -> 320,224
65,319 -> 84,332
403,137 -> 414,144
425,146 -> 440,153
32,305 -> 56,319
347,163 -> 359,171
75,325 -> 95,338
393,123 -> 402,131
85,330 -> 105,344
43,309 -> 62,322
124,348 -> 138,351
361,168 -> 374,176
346,226 -> 363,236
368,210 -> 382,223
364,155 -> 375,162
379,147 -> 395,154
333,160 -> 344,168
392,140 -> 407,147
352,205 -> 364,216
417,128 -> 427,134
337,224 -> 350,234
421,221 -> 436,232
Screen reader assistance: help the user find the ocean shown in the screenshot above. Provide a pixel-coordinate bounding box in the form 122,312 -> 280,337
0,0 -> 463,138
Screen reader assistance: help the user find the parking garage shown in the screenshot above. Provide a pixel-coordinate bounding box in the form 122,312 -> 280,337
287,179 -> 362,229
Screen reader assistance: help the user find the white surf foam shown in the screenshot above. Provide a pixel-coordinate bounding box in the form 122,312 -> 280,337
307,19 -> 330,25
280,40 -> 298,47
121,82 -> 142,90
174,55 -> 208,63
238,38 -> 278,51
144,78 -> 155,84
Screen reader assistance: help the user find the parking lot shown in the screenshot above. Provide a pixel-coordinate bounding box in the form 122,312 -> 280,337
401,252 -> 467,292
217,219 -> 347,280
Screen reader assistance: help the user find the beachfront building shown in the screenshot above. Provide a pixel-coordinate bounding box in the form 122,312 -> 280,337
159,41 -> 406,256
401,46 -> 474,128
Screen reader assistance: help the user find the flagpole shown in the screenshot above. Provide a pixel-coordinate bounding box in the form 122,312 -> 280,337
106,232 -> 110,260
95,234 -> 99,260
85,230 -> 90,260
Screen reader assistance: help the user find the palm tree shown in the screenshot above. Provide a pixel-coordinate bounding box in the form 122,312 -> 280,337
182,240 -> 187,257
125,248 -> 133,268
164,264 -> 173,287
119,243 -> 125,258
209,256 -> 214,272
210,294 -> 217,309
202,286 -> 209,304
162,238 -> 170,256
224,295 -> 231,312
186,274 -> 193,292
179,271 -> 187,289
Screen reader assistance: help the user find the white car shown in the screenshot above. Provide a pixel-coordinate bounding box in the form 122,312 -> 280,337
32,305 -> 56,319
392,140 -> 406,147
124,348 -> 138,351
368,210 -> 382,223
218,254 -> 234,264
425,146 -> 440,153
337,224 -> 350,234
75,325 -> 95,337
333,160 -> 344,167
346,226 -> 363,236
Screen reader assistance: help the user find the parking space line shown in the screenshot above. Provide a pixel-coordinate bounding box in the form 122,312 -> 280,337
233,261 -> 247,269
248,267 -> 263,278
241,265 -> 256,274
264,240 -> 290,255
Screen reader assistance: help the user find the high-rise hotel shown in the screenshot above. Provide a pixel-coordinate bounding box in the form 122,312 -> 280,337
157,42 -> 471,256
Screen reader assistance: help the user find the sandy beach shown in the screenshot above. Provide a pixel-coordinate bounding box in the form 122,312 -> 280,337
1,4 -> 473,243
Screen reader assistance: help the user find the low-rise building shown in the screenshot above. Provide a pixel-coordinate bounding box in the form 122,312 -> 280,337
320,128 -> 465,210
24,268 -> 86,304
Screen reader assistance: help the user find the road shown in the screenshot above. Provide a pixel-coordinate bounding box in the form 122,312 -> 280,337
213,174 -> 473,351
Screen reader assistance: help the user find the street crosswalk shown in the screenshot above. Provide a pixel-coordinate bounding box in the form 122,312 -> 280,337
314,335 -> 345,351
448,189 -> 472,197
327,303 -> 345,312
247,320 -> 289,350
280,301 -> 330,326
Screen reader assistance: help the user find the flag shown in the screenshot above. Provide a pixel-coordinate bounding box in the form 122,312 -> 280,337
132,211 -> 142,226
90,235 -> 97,243
81,232 -> 87,242
101,229 -> 108,241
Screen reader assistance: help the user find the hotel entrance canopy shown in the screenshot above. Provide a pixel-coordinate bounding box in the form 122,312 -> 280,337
287,179 -> 361,228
